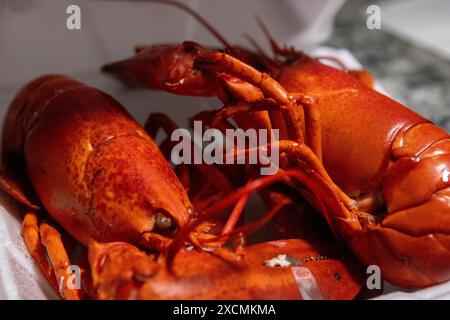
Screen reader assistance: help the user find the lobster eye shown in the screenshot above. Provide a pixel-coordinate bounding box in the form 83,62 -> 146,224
155,212 -> 173,229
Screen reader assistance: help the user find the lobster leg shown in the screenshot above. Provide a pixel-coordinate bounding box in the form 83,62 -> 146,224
39,221 -> 82,300
144,112 -> 179,139
22,211 -> 82,299
210,97 -> 322,162
22,211 -> 59,294
0,170 -> 39,209
168,168 -> 359,263
144,112 -> 234,194
209,99 -> 289,143
140,232 -> 173,252
302,100 -> 322,163
220,194 -> 249,237
143,112 -> 260,245
144,112 -> 181,160
218,138 -> 353,209
142,112 -> 252,248
203,195 -> 291,247
161,138 -> 357,254
191,110 -> 235,133
210,99 -> 281,128
197,51 -> 305,143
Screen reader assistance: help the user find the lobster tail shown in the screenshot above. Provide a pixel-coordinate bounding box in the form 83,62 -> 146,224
354,123 -> 450,287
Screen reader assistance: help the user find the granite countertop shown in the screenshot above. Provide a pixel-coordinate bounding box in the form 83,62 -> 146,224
325,1 -> 450,131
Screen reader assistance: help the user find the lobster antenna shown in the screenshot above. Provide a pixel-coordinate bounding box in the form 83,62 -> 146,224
199,169 -> 334,245
165,173 -> 286,267
315,56 -> 348,71
242,32 -> 281,69
166,147 -> 285,261
255,15 -> 285,57
144,0 -> 233,49
166,168 -> 338,267
203,200 -> 290,245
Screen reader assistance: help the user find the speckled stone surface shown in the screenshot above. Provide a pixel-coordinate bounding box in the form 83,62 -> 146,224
325,1 -> 450,131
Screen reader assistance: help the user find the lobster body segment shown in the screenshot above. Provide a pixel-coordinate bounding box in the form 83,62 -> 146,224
2,75 -> 193,247
276,56 -> 430,194
275,55 -> 450,287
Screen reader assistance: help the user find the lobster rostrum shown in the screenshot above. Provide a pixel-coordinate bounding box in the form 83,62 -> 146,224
102,0 -> 450,288
0,75 -> 363,299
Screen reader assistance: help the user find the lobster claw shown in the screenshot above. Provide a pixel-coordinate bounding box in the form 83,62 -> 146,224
89,239 -> 364,300
101,42 -> 217,96
88,241 -> 159,300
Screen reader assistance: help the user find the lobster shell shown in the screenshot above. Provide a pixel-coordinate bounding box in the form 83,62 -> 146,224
89,239 -> 364,300
2,75 -> 193,247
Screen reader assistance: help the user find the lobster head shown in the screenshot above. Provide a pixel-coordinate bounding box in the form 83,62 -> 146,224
1,75 -> 198,251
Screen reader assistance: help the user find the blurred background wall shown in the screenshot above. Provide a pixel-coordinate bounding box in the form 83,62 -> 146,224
0,0 -> 449,129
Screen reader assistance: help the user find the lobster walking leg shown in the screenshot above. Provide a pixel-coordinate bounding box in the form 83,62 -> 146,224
143,113 -> 180,160
209,97 -> 322,162
143,112 -> 256,246
39,221 -> 81,300
302,101 -> 322,163
210,99 -> 281,128
144,112 -> 179,139
143,111 -> 264,244
222,140 -> 354,208
169,167 -> 363,260
22,211 -> 59,294
197,51 -> 305,142
23,210 -> 81,299
202,194 -> 291,246
144,112 -> 234,194
0,171 -> 39,209
220,194 -> 249,237
103,41 -> 331,162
